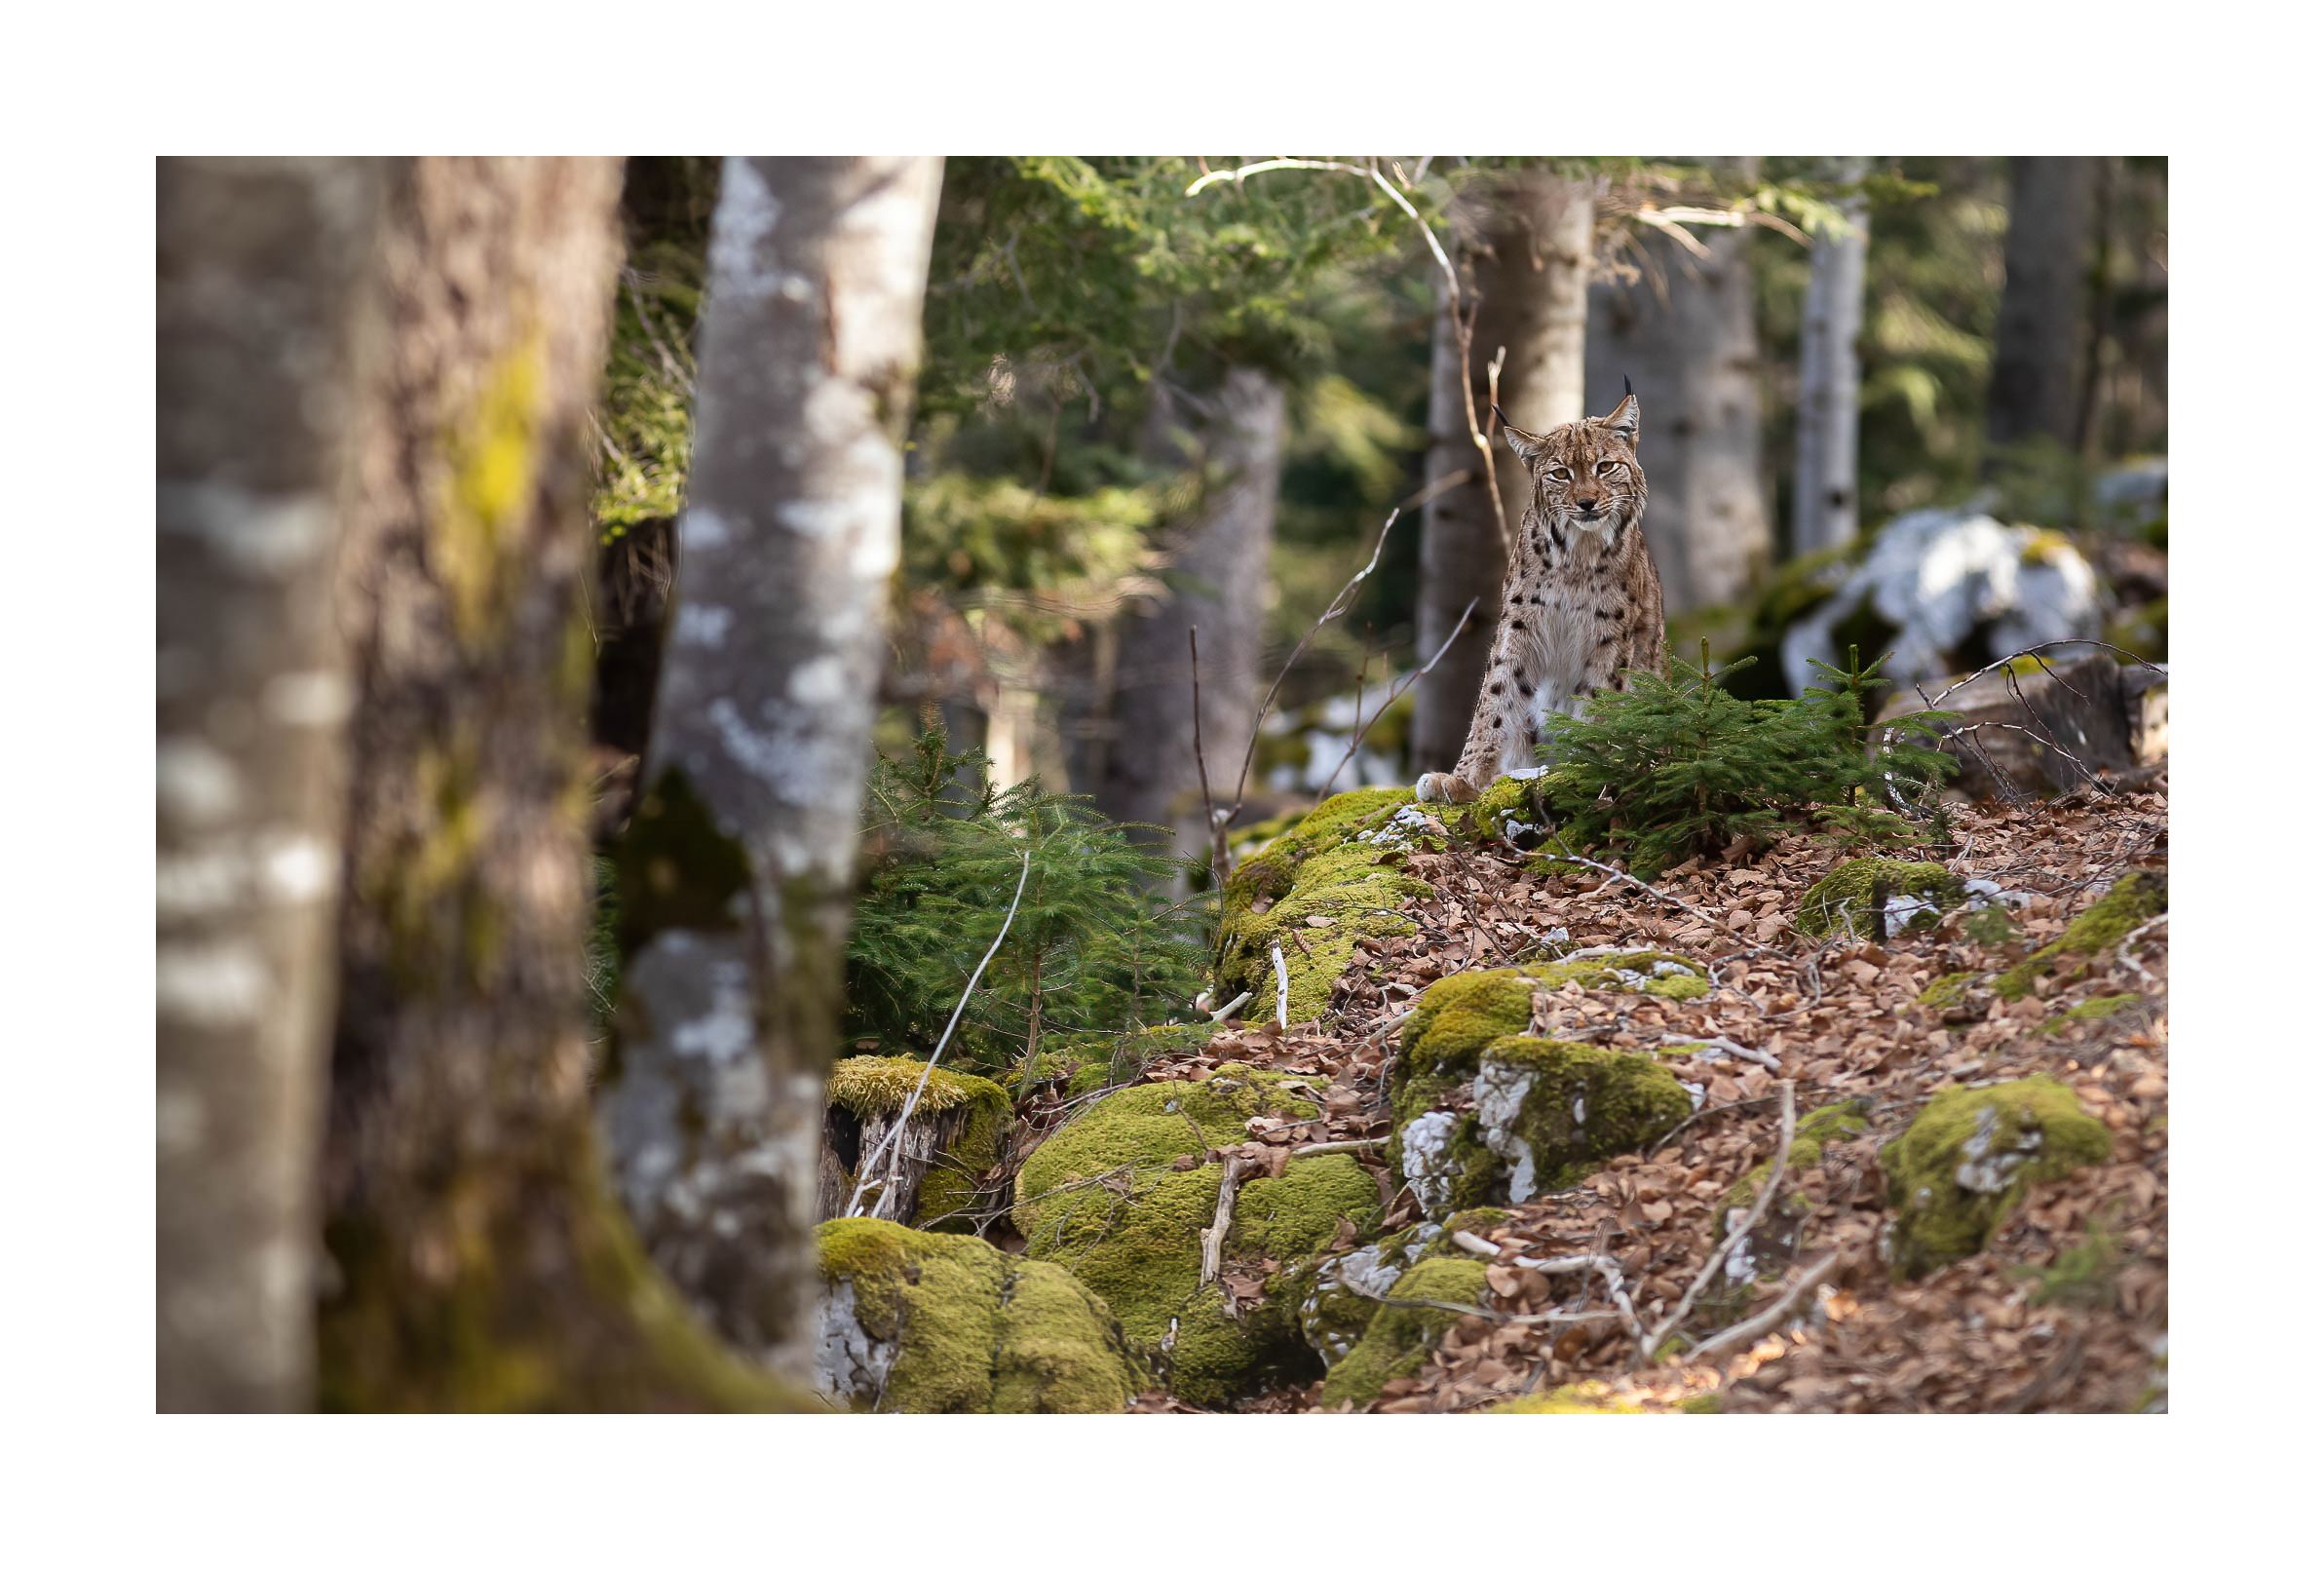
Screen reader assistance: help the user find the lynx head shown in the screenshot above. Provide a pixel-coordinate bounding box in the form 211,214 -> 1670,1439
1499,393 -> 1647,537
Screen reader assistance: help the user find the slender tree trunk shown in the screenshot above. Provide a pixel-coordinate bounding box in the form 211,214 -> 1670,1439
1096,366 -> 1286,855
317,157 -> 798,1411
598,157 -> 942,1384
1413,173 -> 1594,773
1793,158 -> 1870,556
1588,159 -> 1769,609
1986,156 -> 2098,461
158,158 -> 384,1412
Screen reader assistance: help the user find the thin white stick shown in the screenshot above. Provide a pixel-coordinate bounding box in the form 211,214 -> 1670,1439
1271,941 -> 1290,1030
1680,1252 -> 1841,1364
1659,1033 -> 1782,1071
1208,988 -> 1253,1023
848,848 -> 1034,1219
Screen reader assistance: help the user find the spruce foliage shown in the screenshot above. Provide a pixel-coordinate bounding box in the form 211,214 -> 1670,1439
845,719 -> 1208,1079
1537,643 -> 1953,881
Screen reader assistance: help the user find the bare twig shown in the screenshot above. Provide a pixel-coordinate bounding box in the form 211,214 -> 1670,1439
1199,1154 -> 1248,1297
1659,1033 -> 1782,1071
849,849 -> 1035,1219
1207,988 -> 1254,1023
1190,626 -> 1227,882
1312,596 -> 1479,801
1270,941 -> 1291,1030
1641,1079 -> 1798,1361
1679,1251 -> 1841,1364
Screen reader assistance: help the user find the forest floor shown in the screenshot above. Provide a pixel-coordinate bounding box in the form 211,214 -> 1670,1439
1113,772 -> 2169,1413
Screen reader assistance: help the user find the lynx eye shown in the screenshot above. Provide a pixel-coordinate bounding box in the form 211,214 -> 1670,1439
1547,466 -> 1572,481
1596,460 -> 1620,475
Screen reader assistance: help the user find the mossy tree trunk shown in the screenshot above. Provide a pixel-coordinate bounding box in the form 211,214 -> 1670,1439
158,157 -> 386,1412
598,157 -> 943,1384
317,157 -> 803,1411
1587,157 -> 1769,612
1413,173 -> 1595,773
1793,157 -> 1869,556
1095,365 -> 1286,858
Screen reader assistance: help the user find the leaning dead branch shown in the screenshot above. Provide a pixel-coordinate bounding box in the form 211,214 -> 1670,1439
1641,1078 -> 1797,1361
1679,1251 -> 1842,1364
848,849 -> 1034,1219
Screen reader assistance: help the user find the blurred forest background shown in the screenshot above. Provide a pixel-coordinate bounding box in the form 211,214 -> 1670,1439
157,155 -> 2165,1412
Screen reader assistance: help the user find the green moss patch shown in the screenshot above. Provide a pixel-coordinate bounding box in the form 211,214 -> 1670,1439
1880,1077 -> 2114,1280
1011,1071 -> 1378,1405
1215,788 -> 1436,1025
1797,858 -> 1967,939
814,1218 -> 1142,1413
1316,1257 -> 1489,1410
1489,1381 -> 1646,1414
1994,873 -> 2166,1000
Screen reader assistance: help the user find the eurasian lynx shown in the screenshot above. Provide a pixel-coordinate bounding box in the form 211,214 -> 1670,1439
1414,394 -> 1667,804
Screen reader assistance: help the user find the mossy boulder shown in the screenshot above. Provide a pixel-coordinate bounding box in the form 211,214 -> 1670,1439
1389,967 -> 1695,1217
1289,1208 -> 1510,1367
1214,787 -> 1436,1025
2040,992 -> 2144,1035
820,1055 -> 1011,1230
1880,1077 -> 2113,1280
1315,1256 -> 1489,1409
1011,1070 -> 1380,1405
1797,859 -> 1967,939
1994,872 -> 2166,1000
812,1218 -> 1143,1413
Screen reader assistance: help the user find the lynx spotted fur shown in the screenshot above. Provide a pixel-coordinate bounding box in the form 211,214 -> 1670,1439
1415,394 -> 1667,804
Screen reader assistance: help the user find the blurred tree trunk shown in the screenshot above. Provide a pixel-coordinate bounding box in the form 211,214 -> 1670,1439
1987,156 -> 2098,461
1413,173 -> 1594,773
597,157 -> 942,1384
1096,367 -> 1285,857
1588,158 -> 1769,610
318,157 -> 801,1411
1793,158 -> 1870,556
158,157 -> 385,1412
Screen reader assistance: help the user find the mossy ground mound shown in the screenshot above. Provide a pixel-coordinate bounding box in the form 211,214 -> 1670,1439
1389,967 -> 1695,1215
1315,1256 -> 1489,1409
1489,1381 -> 1647,1414
824,1055 -> 1010,1229
1880,1077 -> 2114,1279
813,1218 -> 1142,1413
1215,787 -> 1436,1025
1995,873 -> 2166,999
1797,858 -> 1967,939
1011,1070 -> 1380,1405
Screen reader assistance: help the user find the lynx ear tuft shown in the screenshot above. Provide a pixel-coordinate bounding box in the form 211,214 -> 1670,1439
1496,404 -> 1548,461
1598,392 -> 1640,447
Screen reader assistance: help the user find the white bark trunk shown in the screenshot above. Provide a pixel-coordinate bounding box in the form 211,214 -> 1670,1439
1794,159 -> 1870,557
157,157 -> 385,1411
600,157 -> 941,1383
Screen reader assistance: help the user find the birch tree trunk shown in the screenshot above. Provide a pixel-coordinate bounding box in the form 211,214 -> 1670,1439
1095,367 -> 1286,857
1987,156 -> 2098,460
1413,173 -> 1594,773
317,157 -> 799,1411
1793,158 -> 1870,556
158,157 -> 384,1412
1587,159 -> 1769,610
598,157 -> 942,1384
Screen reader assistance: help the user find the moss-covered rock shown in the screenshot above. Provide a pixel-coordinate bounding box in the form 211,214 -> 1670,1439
1214,787 -> 1437,1025
1011,1071 -> 1379,1405
1315,1256 -> 1490,1409
822,1055 -> 1011,1230
1994,873 -> 2166,1000
1797,858 -> 1967,939
2040,992 -> 2145,1035
1918,971 -> 1981,1014
1880,1077 -> 2114,1280
813,1218 -> 1143,1412
1389,967 -> 1695,1217
1288,1208 -> 1511,1367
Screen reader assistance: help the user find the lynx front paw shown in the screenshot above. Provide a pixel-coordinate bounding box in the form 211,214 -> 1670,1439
1414,771 -> 1480,805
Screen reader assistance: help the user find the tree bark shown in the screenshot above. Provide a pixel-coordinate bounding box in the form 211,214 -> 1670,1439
597,157 -> 943,1384
316,157 -> 800,1411
158,157 -> 385,1412
1095,367 -> 1286,857
1413,173 -> 1594,773
1793,158 -> 1870,556
1587,159 -> 1769,610
1987,156 -> 2099,460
